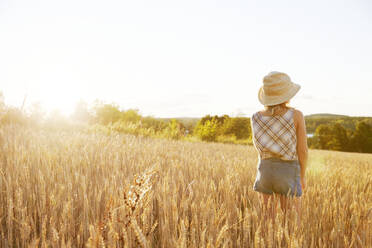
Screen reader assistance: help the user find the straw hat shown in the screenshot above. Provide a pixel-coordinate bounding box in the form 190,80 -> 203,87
258,71 -> 301,106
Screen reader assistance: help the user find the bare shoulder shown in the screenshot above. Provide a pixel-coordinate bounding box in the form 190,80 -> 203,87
292,108 -> 304,119
292,108 -> 305,127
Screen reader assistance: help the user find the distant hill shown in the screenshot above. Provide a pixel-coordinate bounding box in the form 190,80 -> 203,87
305,113 -> 350,119
157,113 -> 372,134
305,114 -> 372,133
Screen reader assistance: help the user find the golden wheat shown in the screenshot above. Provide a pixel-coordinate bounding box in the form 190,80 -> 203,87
0,125 -> 371,247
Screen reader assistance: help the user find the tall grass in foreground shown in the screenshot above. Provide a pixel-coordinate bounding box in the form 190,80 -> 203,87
0,125 -> 371,247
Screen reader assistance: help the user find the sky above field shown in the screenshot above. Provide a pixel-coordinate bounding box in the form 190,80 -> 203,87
0,0 -> 371,118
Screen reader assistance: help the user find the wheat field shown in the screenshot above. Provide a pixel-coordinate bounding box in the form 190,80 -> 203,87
0,125 -> 371,247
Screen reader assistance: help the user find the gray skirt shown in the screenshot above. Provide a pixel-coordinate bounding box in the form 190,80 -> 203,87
253,157 -> 302,197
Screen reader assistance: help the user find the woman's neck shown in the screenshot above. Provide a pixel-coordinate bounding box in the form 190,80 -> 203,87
261,105 -> 290,116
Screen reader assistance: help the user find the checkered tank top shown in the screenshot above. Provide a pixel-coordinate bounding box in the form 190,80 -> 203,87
251,108 -> 298,161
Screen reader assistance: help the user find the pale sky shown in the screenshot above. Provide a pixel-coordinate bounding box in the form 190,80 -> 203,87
1,0 -> 371,118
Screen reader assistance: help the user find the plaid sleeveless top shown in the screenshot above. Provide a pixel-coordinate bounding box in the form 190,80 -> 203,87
251,108 -> 298,161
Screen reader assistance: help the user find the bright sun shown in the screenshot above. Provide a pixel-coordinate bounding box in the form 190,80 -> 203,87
26,87 -> 82,117
42,97 -> 77,116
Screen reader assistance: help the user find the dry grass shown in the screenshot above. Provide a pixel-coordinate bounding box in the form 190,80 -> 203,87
0,125 -> 371,247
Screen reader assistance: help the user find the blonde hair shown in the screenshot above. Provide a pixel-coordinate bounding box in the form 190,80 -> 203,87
265,102 -> 289,116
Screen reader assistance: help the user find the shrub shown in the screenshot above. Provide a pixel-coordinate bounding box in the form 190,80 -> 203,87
161,119 -> 184,140
194,118 -> 219,142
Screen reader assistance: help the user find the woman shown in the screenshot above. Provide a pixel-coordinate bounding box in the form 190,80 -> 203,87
251,71 -> 308,217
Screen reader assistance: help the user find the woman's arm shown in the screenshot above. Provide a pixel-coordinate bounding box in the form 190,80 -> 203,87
294,109 -> 308,188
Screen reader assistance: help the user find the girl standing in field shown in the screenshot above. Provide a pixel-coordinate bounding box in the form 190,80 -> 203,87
251,71 -> 308,217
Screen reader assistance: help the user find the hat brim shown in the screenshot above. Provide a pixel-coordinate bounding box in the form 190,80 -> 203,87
258,82 -> 301,106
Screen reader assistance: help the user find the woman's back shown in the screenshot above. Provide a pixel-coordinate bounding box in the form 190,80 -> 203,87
251,107 -> 298,161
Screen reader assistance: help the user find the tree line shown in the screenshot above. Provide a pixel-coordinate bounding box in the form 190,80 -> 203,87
74,101 -> 253,144
308,121 -> 372,153
1,92 -> 371,153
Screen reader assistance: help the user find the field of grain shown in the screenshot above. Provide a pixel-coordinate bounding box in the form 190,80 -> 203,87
0,125 -> 371,247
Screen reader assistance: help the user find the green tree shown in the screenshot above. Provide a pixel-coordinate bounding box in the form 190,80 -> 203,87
194,118 -> 219,142
313,123 -> 349,151
221,117 -> 251,139
198,114 -> 228,127
313,124 -> 333,149
328,123 -> 349,151
162,119 -> 185,140
94,103 -> 123,125
141,116 -> 168,132
350,121 -> 372,153
121,109 -> 142,123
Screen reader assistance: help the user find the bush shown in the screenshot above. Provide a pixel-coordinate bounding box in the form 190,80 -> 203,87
94,103 -> 123,125
221,117 -> 251,140
194,118 -> 219,142
161,119 -> 184,140
109,121 -> 156,137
